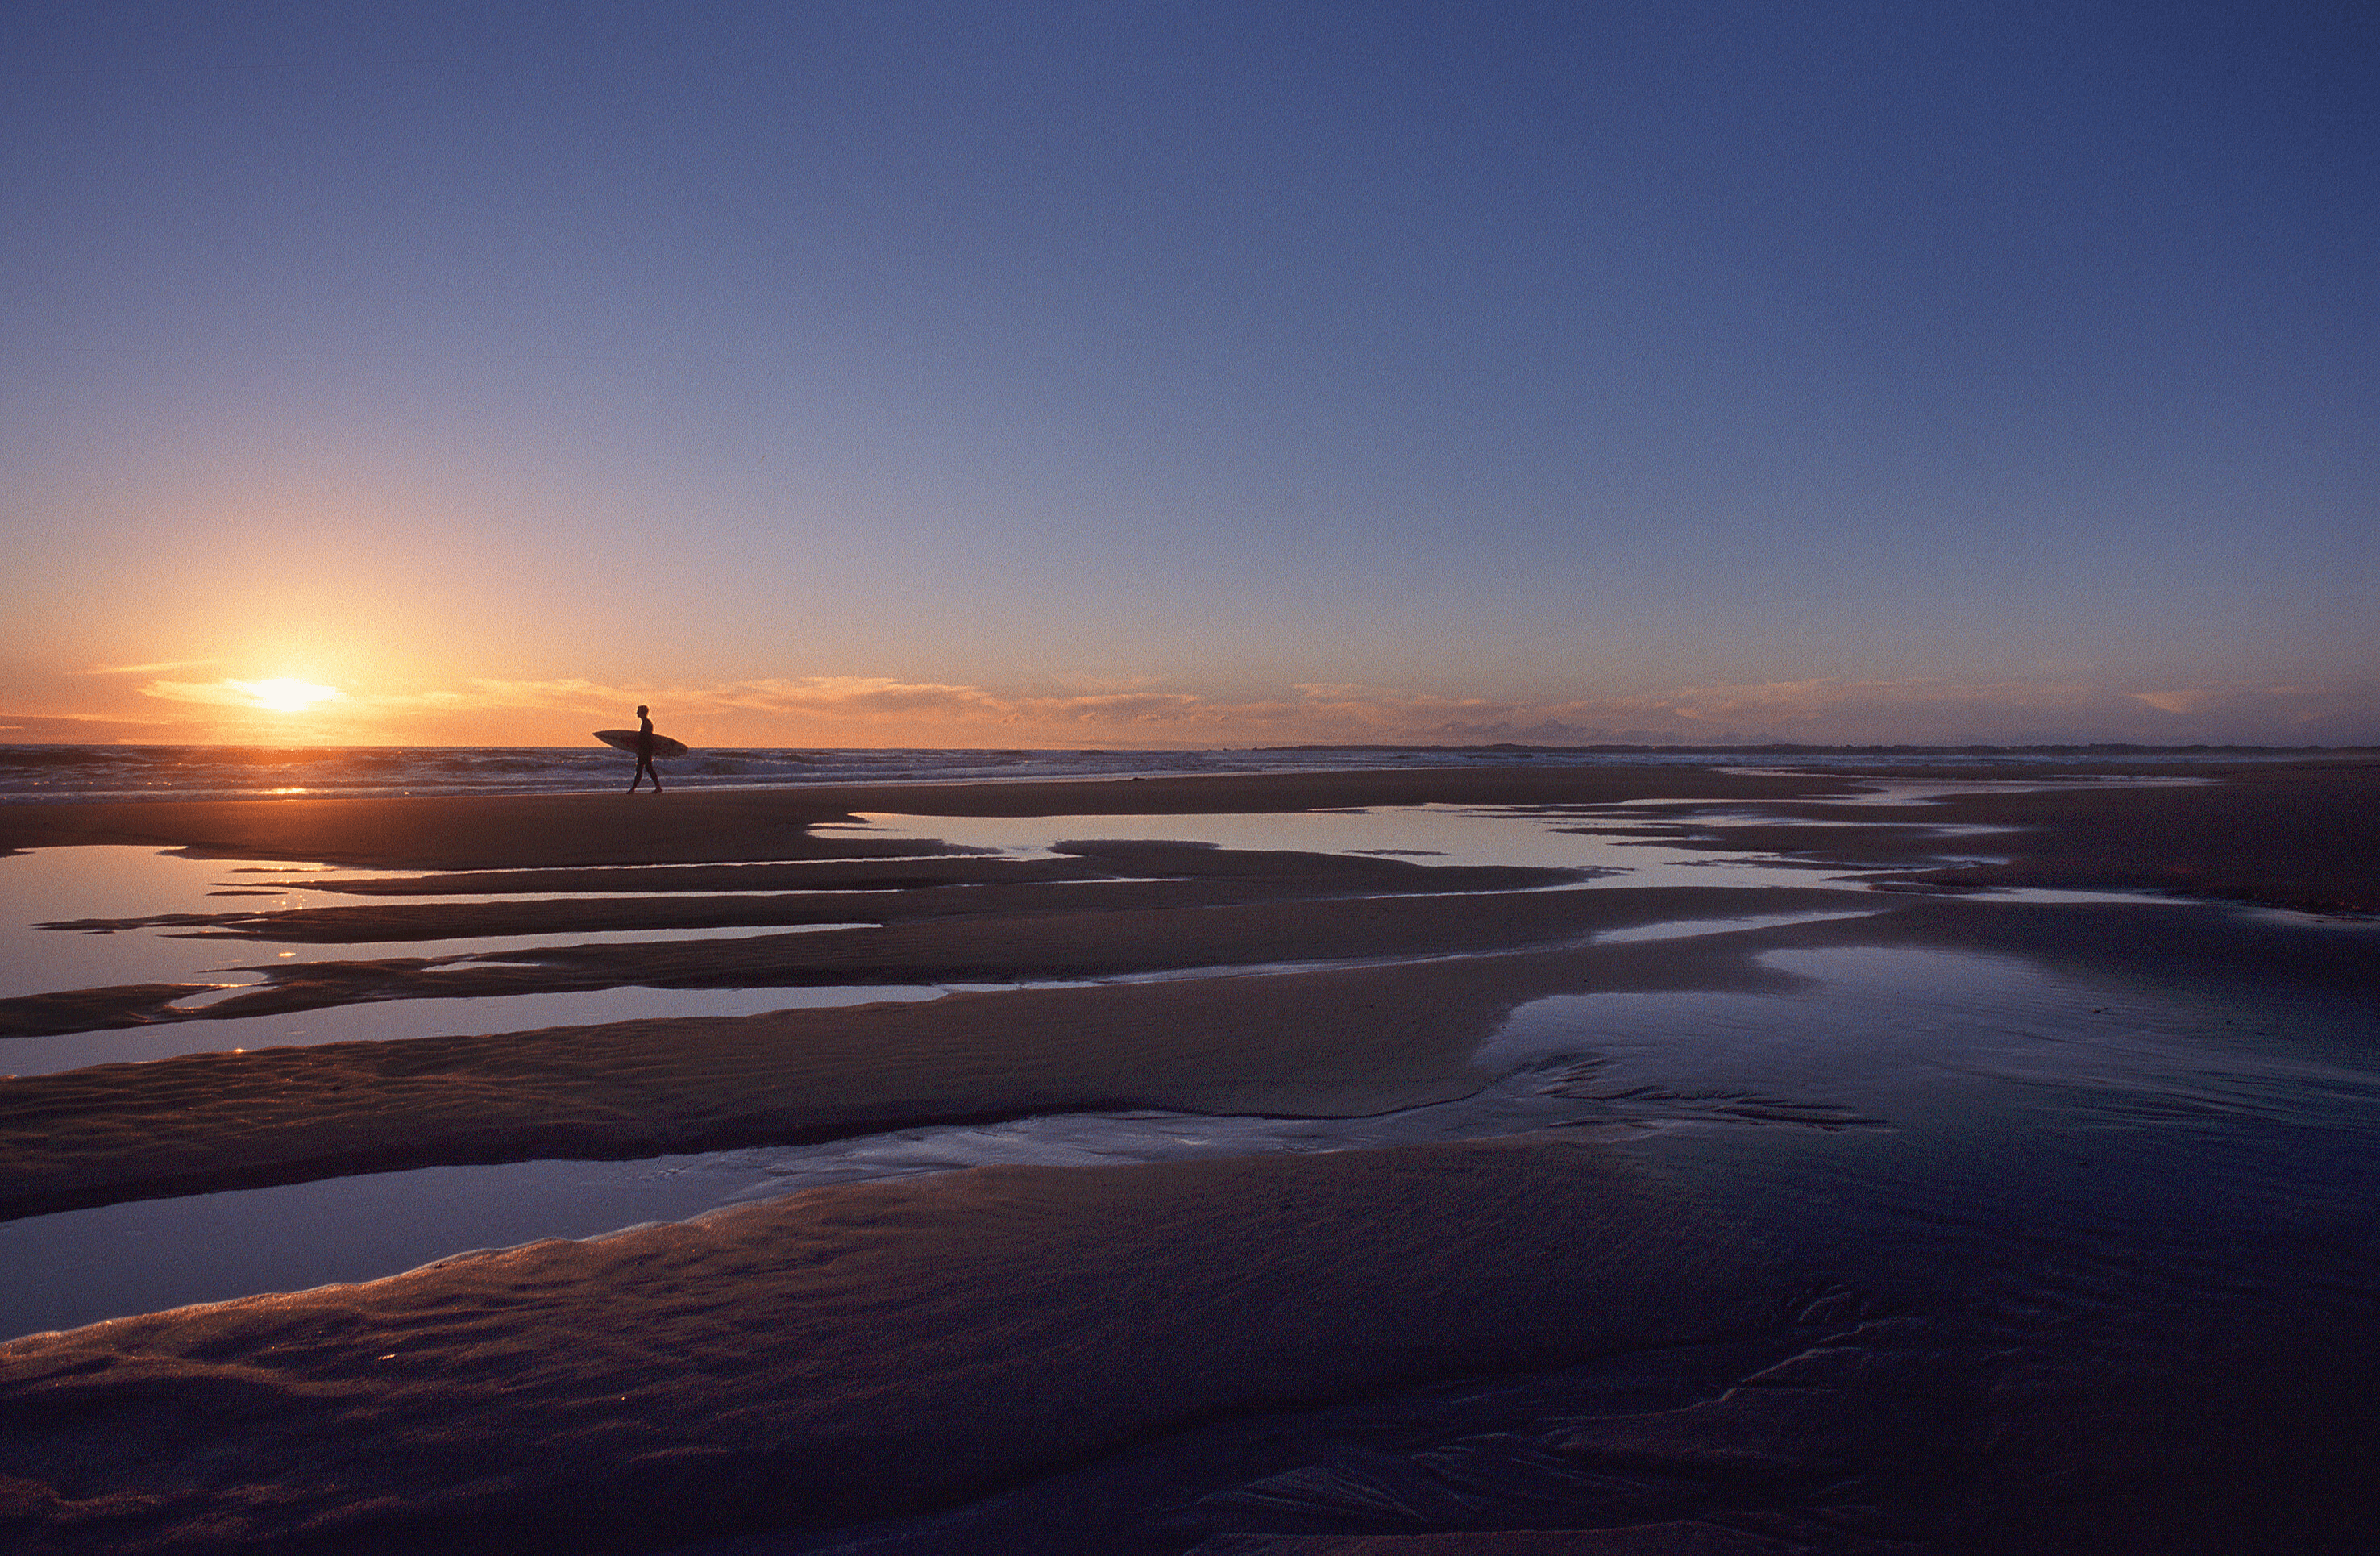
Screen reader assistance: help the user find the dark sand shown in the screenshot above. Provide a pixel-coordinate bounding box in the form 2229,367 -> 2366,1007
0,925 -> 1834,1221
0,1137 -> 1763,1555
2,759 -> 2376,1554
0,768 -> 1860,870
1593,757 -> 2380,915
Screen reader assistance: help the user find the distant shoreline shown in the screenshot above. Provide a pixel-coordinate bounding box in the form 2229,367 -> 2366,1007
5,738 -> 2374,752
5,740 -> 2374,809
4,755 -> 2377,909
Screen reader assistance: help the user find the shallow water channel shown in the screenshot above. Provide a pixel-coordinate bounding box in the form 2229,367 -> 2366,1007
3,791 -> 2374,1372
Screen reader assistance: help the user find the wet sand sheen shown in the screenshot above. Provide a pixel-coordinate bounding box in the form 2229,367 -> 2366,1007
0,1136 -> 1769,1555
1,760 -> 2376,1554
0,930 -> 1828,1221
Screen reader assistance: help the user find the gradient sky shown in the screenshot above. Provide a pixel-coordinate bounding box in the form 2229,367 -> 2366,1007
6,2 -> 2374,748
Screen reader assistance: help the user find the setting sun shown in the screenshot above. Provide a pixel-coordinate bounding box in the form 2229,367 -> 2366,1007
231,678 -> 345,714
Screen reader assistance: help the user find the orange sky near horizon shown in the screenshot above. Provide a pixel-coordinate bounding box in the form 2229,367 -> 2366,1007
6,8 -> 2374,753
11,657 -> 2374,752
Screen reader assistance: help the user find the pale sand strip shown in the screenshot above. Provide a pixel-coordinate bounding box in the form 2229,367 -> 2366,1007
0,1134 -> 1773,1556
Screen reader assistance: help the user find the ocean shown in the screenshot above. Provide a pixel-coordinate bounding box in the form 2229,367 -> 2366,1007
0,739 -> 2338,804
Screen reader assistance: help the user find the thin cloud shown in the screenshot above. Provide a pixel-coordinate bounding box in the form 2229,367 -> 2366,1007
139,679 -> 351,713
467,678 -> 643,709
139,680 -> 264,708
352,689 -> 474,710
0,712 -> 181,741
2129,684 -> 2361,726
114,669 -> 2374,746
81,659 -> 222,676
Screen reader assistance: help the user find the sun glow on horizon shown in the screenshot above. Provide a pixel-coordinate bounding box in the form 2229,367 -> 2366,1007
230,679 -> 347,714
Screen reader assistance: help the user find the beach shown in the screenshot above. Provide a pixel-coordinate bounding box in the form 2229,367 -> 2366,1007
2,759 -> 2376,1554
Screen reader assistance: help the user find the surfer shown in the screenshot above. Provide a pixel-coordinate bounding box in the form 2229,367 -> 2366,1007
627,705 -> 663,793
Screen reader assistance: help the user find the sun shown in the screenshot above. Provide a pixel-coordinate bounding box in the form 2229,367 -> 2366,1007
232,678 -> 347,714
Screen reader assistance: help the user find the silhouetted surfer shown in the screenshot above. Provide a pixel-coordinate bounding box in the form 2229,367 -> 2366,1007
627,705 -> 663,793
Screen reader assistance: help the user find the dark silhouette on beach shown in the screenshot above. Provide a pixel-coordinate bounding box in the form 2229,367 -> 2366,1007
627,705 -> 663,793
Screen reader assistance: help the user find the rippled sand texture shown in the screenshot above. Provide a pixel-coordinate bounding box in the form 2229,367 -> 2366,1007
1,759 -> 2376,1554
0,1137 -> 1772,1556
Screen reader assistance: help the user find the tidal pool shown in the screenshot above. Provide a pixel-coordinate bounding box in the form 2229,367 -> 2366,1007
5,788 -> 2368,1360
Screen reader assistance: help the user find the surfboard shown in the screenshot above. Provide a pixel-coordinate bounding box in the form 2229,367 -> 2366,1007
594,729 -> 689,759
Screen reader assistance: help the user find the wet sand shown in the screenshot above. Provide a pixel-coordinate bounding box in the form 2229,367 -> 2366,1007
0,928 -> 1835,1221
0,767 -> 1859,870
1601,756 -> 2380,914
10,756 -> 2366,903
0,1136 -> 1765,1555
2,759 -> 2376,1554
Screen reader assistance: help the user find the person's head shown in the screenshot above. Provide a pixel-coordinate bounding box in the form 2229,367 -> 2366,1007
636,705 -> 648,718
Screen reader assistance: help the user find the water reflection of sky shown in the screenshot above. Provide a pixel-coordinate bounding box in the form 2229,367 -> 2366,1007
2,789 -> 2152,1016
840,804 -> 1857,887
6,789 -> 2372,1346
2,804 -> 1864,1068
4,942 -> 2373,1343
0,792 -> 2216,1082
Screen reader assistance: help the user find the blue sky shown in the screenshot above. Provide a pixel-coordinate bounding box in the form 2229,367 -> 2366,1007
5,2 -> 2374,747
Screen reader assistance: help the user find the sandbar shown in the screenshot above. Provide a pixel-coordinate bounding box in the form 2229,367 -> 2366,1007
3,757 -> 2376,1552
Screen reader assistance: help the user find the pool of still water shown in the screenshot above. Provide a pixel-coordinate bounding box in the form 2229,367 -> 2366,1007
2,797 -> 2374,1348
0,804 -> 1863,1075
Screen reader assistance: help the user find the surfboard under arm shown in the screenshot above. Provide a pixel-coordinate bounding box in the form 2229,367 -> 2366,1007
593,729 -> 690,759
